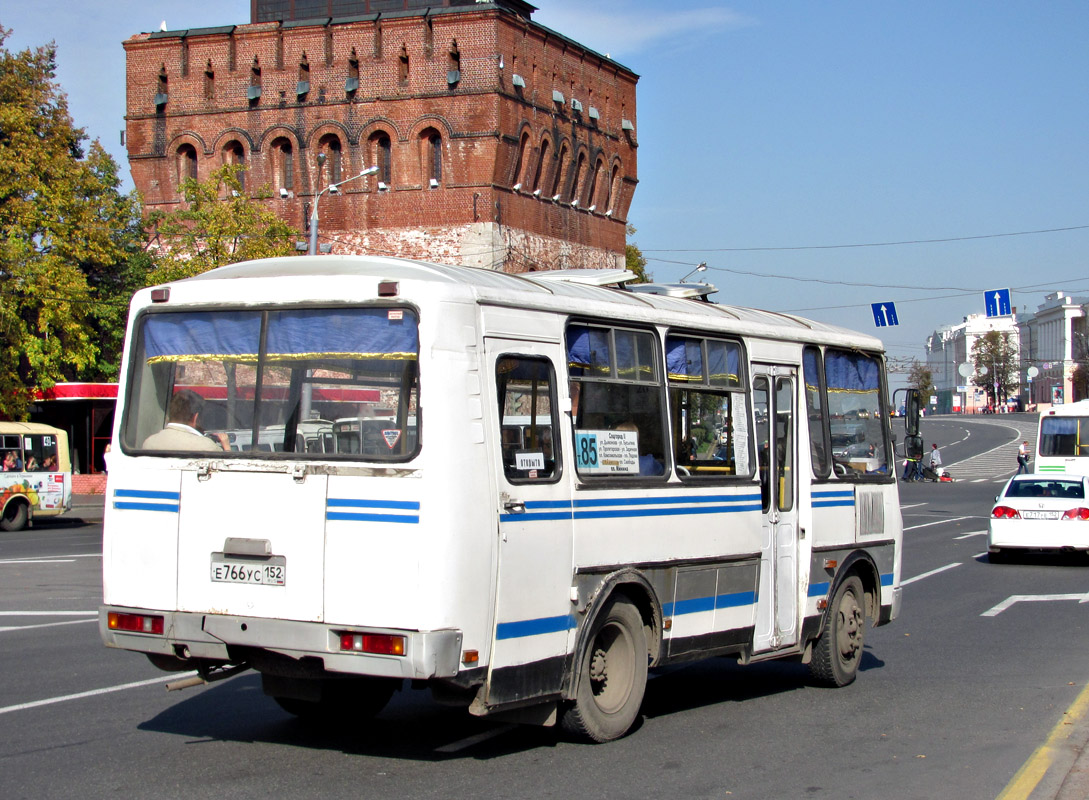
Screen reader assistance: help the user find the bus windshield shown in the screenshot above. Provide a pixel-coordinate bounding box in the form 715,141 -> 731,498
1040,415 -> 1089,457
121,306 -> 420,460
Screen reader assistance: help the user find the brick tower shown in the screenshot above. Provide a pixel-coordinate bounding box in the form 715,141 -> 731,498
123,0 -> 639,272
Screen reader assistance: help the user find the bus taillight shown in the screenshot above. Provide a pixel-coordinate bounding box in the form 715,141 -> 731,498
339,633 -> 406,656
108,612 -> 164,635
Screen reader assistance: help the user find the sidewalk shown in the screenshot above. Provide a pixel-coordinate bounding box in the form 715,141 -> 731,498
69,492 -> 105,522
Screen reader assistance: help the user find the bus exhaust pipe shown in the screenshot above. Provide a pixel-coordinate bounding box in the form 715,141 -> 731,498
166,663 -> 250,692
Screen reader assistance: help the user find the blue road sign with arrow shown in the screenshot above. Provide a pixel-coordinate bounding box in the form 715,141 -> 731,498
985,288 -> 1012,317
871,302 -> 899,327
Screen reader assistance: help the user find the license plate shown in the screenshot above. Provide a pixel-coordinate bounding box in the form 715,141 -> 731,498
1021,510 -> 1060,520
211,557 -> 286,586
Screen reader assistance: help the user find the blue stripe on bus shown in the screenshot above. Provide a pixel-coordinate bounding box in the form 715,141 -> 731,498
114,489 -> 181,500
326,512 -> 420,524
327,498 -> 420,524
812,490 -> 855,508
496,614 -> 577,640
328,498 -> 420,511
574,494 -> 761,508
574,504 -> 762,520
809,581 -> 831,597
501,495 -> 762,524
112,489 -> 181,513
663,590 -> 756,617
881,572 -> 894,586
113,501 -> 181,513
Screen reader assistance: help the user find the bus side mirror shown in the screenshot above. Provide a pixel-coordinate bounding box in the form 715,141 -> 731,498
905,434 -> 924,462
905,389 -> 921,438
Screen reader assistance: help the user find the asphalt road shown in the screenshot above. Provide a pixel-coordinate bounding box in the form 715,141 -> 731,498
3,413 -> 1089,800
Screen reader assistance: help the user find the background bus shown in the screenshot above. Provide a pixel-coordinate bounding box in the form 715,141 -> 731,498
0,422 -> 73,531
1036,400 -> 1089,475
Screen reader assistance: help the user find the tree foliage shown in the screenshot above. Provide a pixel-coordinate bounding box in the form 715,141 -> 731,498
145,164 -> 299,284
907,360 -> 935,399
971,330 -> 1019,406
0,27 -> 145,418
625,223 -> 652,283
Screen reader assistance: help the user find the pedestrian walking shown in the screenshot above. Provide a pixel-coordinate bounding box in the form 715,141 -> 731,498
1016,440 -> 1029,474
929,443 -> 942,469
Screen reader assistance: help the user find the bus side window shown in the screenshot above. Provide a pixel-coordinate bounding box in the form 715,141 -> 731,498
665,335 -> 751,480
496,355 -> 559,482
567,324 -> 667,480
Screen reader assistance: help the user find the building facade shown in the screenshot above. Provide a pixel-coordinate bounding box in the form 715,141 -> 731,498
124,0 -> 638,271
1017,291 -> 1089,406
926,313 -> 1020,414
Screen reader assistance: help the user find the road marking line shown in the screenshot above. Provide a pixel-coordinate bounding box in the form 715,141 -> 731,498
905,516 -> 973,531
0,619 -> 98,633
434,724 -> 517,753
954,530 -> 987,540
901,563 -> 961,586
997,679 -> 1089,800
0,554 -> 100,564
0,672 -> 199,716
982,594 -> 1089,617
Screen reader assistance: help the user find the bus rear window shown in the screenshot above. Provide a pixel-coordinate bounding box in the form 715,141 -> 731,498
122,306 -> 420,460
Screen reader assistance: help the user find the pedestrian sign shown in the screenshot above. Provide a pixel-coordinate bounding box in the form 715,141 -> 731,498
985,288 -> 1012,317
871,302 -> 898,327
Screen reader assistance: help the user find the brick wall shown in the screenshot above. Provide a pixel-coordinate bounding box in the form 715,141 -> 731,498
72,473 -> 108,495
124,4 -> 638,271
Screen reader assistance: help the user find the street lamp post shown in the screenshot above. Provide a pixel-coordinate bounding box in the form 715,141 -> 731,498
308,161 -> 379,256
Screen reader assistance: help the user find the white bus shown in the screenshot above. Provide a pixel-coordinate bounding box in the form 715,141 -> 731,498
1036,399 -> 1089,475
100,256 -> 914,742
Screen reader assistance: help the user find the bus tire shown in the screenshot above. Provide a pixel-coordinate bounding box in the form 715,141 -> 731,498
561,596 -> 647,743
1,499 -> 29,532
273,677 -> 397,722
810,575 -> 865,688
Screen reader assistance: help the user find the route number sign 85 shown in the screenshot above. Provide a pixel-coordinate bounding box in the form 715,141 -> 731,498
575,432 -> 599,469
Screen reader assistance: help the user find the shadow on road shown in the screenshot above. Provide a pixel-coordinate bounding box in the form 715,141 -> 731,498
137,647 -> 886,758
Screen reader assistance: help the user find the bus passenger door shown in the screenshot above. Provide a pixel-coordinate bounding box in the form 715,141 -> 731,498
753,367 -> 800,653
484,340 -> 574,708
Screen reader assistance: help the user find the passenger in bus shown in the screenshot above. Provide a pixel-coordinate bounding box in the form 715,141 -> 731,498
616,422 -> 665,476
142,389 -> 226,452
2,451 -> 20,471
41,454 -> 57,472
24,456 -> 39,471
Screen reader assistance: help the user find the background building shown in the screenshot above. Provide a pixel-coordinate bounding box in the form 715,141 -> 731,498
124,0 -> 638,271
926,313 -> 1020,414
1017,291 -> 1089,406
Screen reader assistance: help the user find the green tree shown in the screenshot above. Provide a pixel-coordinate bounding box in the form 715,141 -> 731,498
0,28 -> 144,418
146,164 -> 299,283
971,330 -> 1019,407
625,223 -> 652,283
907,360 -> 935,399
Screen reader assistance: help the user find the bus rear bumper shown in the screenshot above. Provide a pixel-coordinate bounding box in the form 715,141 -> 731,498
100,607 -> 464,680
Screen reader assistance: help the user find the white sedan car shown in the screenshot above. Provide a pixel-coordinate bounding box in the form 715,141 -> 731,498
988,474 -> 1089,561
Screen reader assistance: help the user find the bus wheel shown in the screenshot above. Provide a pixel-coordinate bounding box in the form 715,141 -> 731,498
810,575 -> 865,687
1,500 -> 29,532
273,677 -> 397,722
561,597 -> 647,743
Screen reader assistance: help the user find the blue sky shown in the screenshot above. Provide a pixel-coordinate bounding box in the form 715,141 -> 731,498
4,1 -> 1088,376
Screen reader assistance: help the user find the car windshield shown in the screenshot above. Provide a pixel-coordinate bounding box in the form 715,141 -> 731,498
1005,479 -> 1084,499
